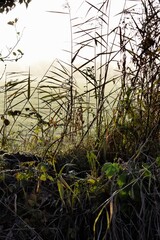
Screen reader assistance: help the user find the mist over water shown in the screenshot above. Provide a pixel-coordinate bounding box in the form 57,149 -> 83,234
0,60 -> 120,141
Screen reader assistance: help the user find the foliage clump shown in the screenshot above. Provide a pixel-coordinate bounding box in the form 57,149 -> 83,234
0,152 -> 160,239
0,0 -> 31,13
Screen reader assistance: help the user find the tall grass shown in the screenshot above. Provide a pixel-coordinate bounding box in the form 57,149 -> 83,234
0,0 -> 159,157
0,0 -> 160,239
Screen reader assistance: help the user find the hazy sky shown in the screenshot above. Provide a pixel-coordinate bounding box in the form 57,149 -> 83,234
0,0 -> 137,78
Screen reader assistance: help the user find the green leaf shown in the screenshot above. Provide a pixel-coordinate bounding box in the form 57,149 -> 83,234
117,173 -> 127,187
16,172 -> 26,180
142,164 -> 152,178
118,189 -> 128,198
57,179 -> 65,204
102,163 -> 120,179
40,173 -> 47,181
156,156 -> 160,167
37,162 -> 48,172
47,174 -> 54,181
87,178 -> 96,184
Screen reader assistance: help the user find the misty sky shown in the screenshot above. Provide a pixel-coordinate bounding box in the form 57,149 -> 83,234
0,0 -> 138,78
